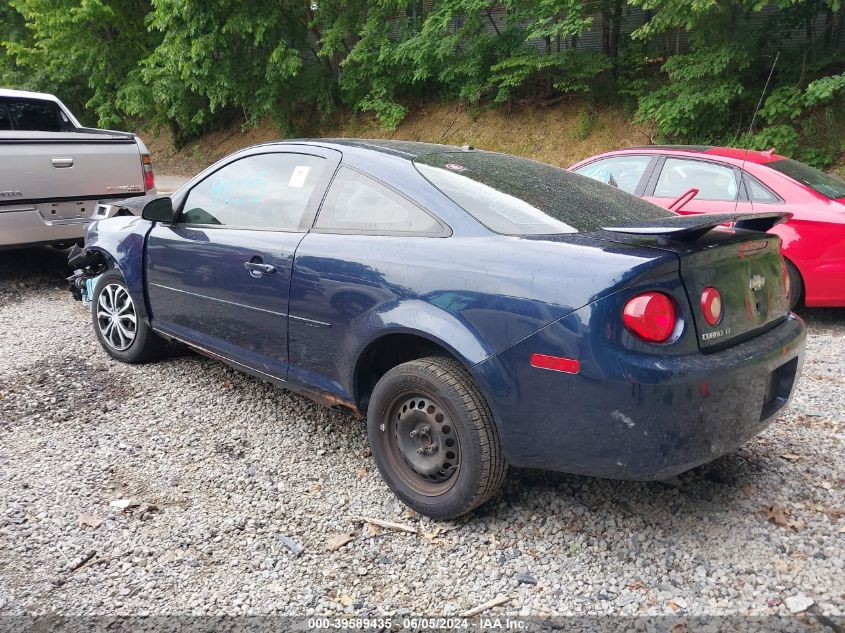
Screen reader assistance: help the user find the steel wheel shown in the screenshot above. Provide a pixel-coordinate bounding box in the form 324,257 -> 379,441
96,283 -> 137,351
385,391 -> 462,496
368,357 -> 507,519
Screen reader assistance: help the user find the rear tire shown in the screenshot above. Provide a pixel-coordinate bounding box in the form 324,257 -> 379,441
785,259 -> 804,310
367,356 -> 507,519
92,270 -> 165,364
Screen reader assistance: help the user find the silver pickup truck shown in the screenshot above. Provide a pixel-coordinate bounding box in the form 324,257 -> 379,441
0,88 -> 156,248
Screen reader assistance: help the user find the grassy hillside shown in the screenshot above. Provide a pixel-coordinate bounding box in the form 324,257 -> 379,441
143,101 -> 654,176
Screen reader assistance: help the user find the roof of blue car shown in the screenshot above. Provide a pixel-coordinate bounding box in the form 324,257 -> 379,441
261,138 -> 473,159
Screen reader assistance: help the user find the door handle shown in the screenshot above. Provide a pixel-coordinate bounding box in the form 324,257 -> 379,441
244,261 -> 277,278
51,157 -> 74,168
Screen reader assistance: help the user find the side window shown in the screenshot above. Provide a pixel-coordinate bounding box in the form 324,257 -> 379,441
181,153 -> 326,230
654,158 -> 738,201
573,155 -> 652,194
315,167 -> 443,234
744,174 -> 781,203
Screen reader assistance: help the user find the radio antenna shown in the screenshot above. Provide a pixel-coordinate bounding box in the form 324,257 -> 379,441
736,50 -> 779,213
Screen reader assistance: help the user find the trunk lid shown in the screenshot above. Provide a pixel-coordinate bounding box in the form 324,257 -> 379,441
0,131 -> 144,209
674,230 -> 789,350
600,212 -> 791,351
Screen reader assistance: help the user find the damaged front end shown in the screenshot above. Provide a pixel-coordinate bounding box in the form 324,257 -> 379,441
67,244 -> 108,308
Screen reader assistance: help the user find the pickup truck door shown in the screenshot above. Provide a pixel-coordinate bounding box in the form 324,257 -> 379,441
145,147 -> 340,379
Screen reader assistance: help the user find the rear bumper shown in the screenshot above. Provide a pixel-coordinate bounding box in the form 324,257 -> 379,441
475,313 -> 806,480
0,206 -> 89,247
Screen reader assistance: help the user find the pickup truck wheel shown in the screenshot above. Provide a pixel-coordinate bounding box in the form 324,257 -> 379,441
367,356 -> 507,520
92,270 -> 164,364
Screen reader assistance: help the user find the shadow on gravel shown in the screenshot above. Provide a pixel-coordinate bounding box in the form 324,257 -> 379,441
0,353 -> 135,427
484,449 -> 765,519
0,246 -> 71,304
795,305 -> 845,327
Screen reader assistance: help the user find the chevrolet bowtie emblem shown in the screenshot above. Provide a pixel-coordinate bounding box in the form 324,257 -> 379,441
749,274 -> 766,292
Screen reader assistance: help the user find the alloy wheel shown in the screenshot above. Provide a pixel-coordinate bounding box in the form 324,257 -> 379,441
96,283 -> 137,351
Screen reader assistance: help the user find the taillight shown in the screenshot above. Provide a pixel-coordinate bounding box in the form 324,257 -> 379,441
622,292 -> 676,343
700,286 -> 723,326
142,154 -> 155,192
781,258 -> 790,300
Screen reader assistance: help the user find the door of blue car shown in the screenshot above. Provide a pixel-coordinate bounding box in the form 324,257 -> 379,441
146,147 -> 340,378
287,166 -> 450,401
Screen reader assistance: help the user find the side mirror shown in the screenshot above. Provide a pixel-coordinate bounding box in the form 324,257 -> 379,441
141,196 -> 174,222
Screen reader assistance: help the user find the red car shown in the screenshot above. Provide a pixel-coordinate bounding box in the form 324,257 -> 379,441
570,146 -> 845,307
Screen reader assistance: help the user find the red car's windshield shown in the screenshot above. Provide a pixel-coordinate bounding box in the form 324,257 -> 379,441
768,158 -> 845,200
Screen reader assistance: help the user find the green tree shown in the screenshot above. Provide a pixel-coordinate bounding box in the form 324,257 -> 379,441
0,3 -> 30,89
337,0 -> 605,126
0,0 -> 841,168
117,0 -> 333,143
3,0 -> 159,127
630,0 -> 844,159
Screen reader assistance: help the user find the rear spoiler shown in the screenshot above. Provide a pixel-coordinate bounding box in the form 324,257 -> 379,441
602,212 -> 791,242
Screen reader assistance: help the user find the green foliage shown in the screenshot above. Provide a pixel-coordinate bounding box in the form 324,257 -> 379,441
3,0 -> 159,127
485,0 -> 604,104
626,0 -> 845,166
335,2 -> 416,130
805,73 -> 845,104
191,143 -> 203,164
758,86 -> 805,123
0,0 -> 841,168
745,124 -> 801,155
573,108 -> 597,139
488,50 -> 610,104
744,73 -> 845,168
636,44 -> 750,142
340,0 -> 600,119
119,0 -> 315,140
0,3 -> 30,88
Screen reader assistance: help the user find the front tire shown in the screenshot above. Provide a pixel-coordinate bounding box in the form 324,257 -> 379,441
367,356 -> 507,519
92,270 -> 165,364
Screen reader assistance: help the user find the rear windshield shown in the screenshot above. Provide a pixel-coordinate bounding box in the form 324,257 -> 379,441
769,158 -> 845,200
0,97 -> 70,132
414,151 -> 674,235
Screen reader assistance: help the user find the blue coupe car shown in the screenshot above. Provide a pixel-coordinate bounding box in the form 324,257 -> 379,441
68,140 -> 806,519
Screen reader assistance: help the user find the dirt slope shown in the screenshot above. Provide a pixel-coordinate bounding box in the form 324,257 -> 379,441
143,101 -> 653,176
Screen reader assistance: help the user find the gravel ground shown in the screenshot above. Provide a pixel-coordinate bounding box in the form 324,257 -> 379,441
0,247 -> 843,619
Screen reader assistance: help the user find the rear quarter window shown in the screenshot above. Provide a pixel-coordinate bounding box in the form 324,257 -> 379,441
415,151 -> 673,235
315,167 -> 444,234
